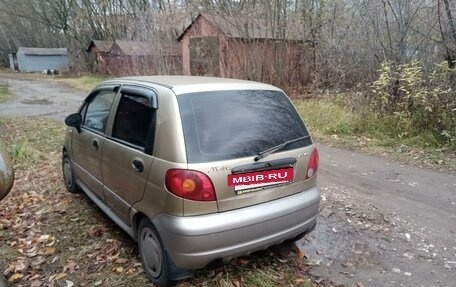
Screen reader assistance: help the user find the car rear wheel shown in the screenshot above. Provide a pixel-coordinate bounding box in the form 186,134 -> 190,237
138,219 -> 171,286
62,152 -> 79,193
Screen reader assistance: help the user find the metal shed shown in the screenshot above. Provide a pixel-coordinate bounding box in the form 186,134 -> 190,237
16,47 -> 69,72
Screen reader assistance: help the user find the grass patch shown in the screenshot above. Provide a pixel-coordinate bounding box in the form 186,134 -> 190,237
57,75 -> 108,92
296,98 -> 456,172
0,117 -> 65,170
0,84 -> 12,102
295,99 -> 359,135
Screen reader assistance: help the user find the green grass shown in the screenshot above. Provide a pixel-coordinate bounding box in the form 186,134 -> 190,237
295,99 -> 359,136
57,75 -> 108,92
0,117 -> 65,169
0,85 -> 12,102
295,98 -> 456,172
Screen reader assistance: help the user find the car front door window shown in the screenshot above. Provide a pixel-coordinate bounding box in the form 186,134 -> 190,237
83,91 -> 116,133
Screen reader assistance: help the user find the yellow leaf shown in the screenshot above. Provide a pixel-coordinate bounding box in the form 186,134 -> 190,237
296,249 -> 306,259
50,272 -> 67,281
125,268 -> 136,275
43,247 -> 56,255
8,273 -> 23,282
115,266 -> 124,274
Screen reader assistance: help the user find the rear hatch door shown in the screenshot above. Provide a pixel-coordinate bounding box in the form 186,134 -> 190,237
178,89 -> 316,212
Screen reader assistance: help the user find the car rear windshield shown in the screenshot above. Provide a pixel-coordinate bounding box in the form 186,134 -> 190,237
177,90 -> 312,163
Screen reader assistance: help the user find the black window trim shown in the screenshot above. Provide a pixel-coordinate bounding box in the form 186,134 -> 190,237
118,84 -> 158,109
106,135 -> 147,152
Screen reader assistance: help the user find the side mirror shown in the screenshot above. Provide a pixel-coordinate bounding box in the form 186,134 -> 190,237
65,113 -> 82,132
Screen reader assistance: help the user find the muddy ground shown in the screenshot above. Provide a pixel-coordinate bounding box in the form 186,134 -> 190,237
301,145 -> 456,286
1,76 -> 455,286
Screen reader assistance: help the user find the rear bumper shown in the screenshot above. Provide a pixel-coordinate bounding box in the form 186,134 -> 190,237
152,186 -> 320,269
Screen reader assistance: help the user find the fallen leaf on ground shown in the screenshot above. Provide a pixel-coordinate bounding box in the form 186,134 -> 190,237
115,258 -> 129,264
49,272 -> 67,281
41,247 -> 56,255
8,273 -> 24,282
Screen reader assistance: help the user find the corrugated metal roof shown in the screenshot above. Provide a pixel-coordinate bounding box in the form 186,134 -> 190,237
19,47 -> 68,56
114,40 -> 154,56
87,40 -> 114,52
113,40 -> 181,56
178,13 -> 304,41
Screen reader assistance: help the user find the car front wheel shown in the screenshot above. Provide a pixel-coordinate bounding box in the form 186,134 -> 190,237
62,152 -> 78,193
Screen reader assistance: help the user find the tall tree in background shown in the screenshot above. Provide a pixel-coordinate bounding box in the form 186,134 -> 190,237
0,0 -> 454,88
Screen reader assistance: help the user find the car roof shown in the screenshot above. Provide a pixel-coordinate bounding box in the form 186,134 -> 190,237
100,76 -> 283,95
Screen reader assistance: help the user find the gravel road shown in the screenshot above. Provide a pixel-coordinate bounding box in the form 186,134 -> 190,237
0,77 -> 86,120
1,76 -> 455,287
298,146 -> 456,286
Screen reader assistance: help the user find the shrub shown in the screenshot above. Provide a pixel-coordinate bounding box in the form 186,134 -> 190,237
369,60 -> 456,148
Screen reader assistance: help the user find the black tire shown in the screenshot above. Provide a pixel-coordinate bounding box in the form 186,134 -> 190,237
138,219 -> 171,286
62,152 -> 79,193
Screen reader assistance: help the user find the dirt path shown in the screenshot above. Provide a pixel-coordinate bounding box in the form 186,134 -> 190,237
298,145 -> 456,286
0,77 -> 86,120
2,76 -> 455,286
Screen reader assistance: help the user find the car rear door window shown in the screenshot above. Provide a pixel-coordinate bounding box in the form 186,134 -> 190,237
178,90 -> 311,163
112,92 -> 155,150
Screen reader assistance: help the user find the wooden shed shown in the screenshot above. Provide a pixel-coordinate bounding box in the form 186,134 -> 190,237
178,13 -> 313,86
87,39 -> 182,76
16,47 -> 69,72
87,40 -> 114,73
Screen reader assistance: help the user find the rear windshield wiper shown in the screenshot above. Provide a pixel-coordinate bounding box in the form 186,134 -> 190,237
254,135 -> 311,162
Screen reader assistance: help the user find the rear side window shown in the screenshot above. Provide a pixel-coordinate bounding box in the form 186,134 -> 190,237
178,90 -> 311,163
112,94 -> 154,148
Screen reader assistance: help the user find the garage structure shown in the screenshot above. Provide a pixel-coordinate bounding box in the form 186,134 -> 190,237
87,40 -> 114,74
87,39 -> 182,76
16,47 -> 69,72
178,13 -> 314,87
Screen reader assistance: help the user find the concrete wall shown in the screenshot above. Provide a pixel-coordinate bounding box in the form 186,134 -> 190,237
17,49 -> 69,72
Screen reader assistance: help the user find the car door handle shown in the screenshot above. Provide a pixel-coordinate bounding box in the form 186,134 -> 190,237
92,139 -> 99,150
132,158 -> 144,173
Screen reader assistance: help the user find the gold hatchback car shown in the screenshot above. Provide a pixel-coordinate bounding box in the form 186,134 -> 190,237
62,76 -> 320,285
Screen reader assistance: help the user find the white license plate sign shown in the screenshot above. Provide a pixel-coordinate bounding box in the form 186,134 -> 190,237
228,167 -> 293,195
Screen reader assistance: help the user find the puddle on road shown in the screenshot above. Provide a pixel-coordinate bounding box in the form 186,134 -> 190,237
294,197 -> 392,286
297,214 -> 381,271
20,99 -> 53,105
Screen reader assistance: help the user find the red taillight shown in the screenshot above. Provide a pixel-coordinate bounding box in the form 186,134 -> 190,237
165,169 -> 216,201
305,149 -> 319,179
